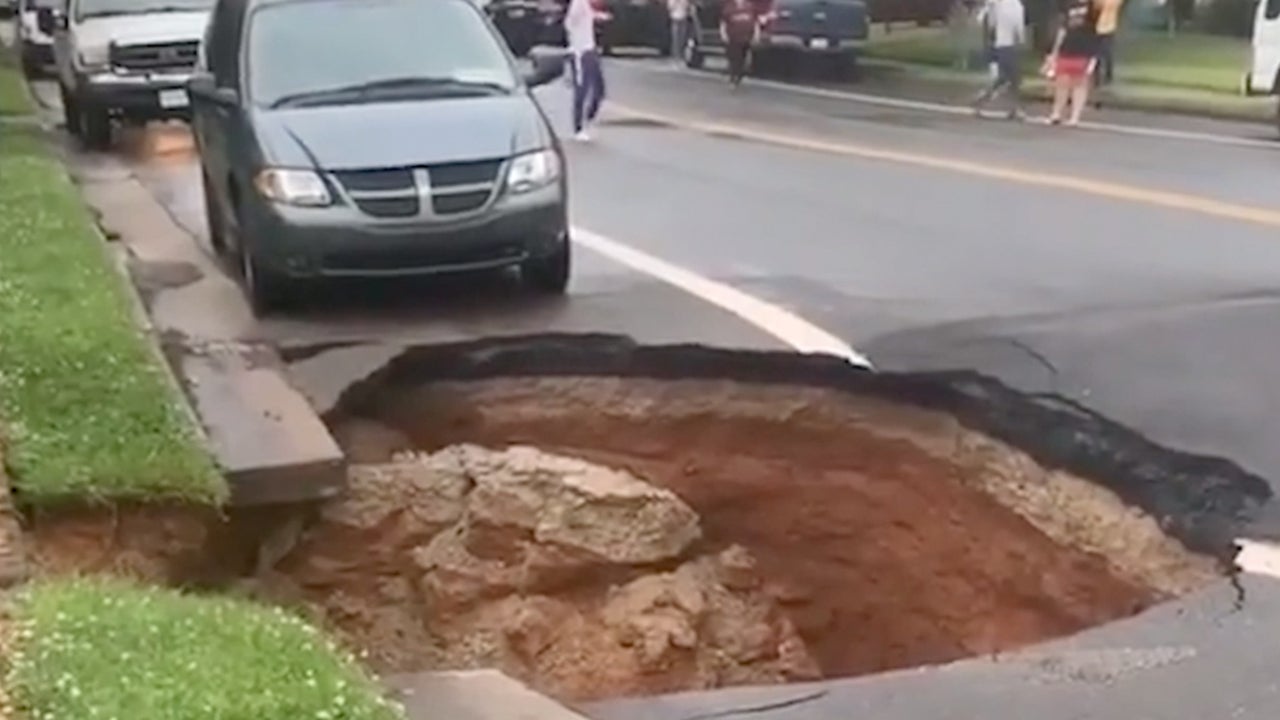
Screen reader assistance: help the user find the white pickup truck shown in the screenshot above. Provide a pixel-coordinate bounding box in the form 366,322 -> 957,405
37,0 -> 213,149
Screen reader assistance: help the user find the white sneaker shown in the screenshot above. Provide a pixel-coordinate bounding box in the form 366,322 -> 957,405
574,129 -> 592,142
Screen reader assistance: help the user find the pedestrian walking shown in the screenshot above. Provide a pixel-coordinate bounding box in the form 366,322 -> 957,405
971,0 -> 1026,119
1092,0 -> 1123,93
564,0 -> 606,141
721,0 -> 758,87
1046,0 -> 1098,126
668,0 -> 690,63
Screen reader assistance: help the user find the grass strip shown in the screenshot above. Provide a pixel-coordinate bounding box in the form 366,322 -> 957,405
0,49 -> 28,116
0,55 -> 223,505
865,27 -> 1248,96
3,578 -> 404,720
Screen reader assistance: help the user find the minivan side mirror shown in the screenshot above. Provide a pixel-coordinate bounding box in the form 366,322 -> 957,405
36,7 -> 66,35
524,46 -> 565,88
188,73 -> 240,107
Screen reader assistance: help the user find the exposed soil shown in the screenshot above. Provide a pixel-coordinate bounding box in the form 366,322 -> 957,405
0,376 -> 1221,705
318,376 -> 1218,696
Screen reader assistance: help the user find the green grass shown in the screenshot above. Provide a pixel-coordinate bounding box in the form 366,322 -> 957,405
866,27 -> 1249,95
4,579 -> 405,720
0,57 -> 223,505
0,47 -> 30,116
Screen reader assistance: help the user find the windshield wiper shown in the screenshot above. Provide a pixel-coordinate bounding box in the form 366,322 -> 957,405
269,76 -> 510,109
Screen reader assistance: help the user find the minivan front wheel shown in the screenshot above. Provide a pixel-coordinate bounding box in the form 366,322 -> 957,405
240,243 -> 293,316
522,238 -> 571,294
232,208 -> 293,316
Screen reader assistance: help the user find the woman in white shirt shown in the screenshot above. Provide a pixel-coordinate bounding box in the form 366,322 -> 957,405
564,0 -> 607,140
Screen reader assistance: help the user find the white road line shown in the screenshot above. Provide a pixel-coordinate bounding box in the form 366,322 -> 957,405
1236,539 -> 1280,578
627,62 -> 1279,151
571,226 -> 872,368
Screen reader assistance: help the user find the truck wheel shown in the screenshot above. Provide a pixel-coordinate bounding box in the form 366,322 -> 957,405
1274,71 -> 1280,137
20,47 -> 40,78
80,103 -> 112,151
683,29 -> 704,69
831,51 -> 860,82
60,85 -> 82,136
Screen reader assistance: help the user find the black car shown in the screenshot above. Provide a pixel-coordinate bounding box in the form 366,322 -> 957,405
597,0 -> 671,56
487,0 -> 545,56
188,0 -> 570,315
683,0 -> 868,77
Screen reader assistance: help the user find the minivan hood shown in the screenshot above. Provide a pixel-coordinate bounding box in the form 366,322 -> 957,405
75,11 -> 210,48
256,95 -> 550,170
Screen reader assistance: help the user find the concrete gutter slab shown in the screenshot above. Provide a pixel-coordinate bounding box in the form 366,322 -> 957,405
386,670 -> 591,720
68,145 -> 345,506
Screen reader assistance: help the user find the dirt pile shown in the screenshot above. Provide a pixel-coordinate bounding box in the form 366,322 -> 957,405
270,445 -> 818,700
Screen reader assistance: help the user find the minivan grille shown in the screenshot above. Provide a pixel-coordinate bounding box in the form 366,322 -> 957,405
333,160 -> 504,219
110,41 -> 199,71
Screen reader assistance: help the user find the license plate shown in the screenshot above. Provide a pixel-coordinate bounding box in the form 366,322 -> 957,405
810,38 -> 829,49
508,8 -> 525,17
158,88 -> 189,109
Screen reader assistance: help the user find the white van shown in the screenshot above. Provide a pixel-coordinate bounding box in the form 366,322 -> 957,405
1247,0 -> 1280,128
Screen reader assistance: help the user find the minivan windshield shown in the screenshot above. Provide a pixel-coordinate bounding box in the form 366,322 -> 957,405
75,0 -> 213,20
248,0 -> 517,110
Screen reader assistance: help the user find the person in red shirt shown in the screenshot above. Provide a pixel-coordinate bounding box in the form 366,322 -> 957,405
720,0 -> 759,87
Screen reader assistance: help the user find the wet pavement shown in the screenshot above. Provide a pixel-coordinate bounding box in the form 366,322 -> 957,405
19,49 -> 1280,717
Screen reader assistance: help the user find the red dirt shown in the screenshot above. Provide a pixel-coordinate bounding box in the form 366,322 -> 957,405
362,378 -> 1158,679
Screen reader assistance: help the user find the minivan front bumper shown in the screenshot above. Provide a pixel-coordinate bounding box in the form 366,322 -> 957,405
244,181 -> 568,280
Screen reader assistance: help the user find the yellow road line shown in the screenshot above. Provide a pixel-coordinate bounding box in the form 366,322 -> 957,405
607,101 -> 1280,229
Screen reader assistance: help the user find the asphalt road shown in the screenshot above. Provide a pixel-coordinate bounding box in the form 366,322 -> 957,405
20,49 -> 1280,718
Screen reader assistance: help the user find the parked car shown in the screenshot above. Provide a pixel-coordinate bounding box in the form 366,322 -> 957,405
683,0 -> 868,78
487,0 -> 545,56
188,0 -> 571,315
40,0 -> 212,150
596,0 -> 671,55
1247,0 -> 1280,133
16,0 -> 58,76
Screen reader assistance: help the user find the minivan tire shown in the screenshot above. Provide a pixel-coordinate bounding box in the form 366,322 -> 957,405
201,169 -> 227,253
240,244 -> 294,317
80,103 -> 112,151
522,239 -> 571,294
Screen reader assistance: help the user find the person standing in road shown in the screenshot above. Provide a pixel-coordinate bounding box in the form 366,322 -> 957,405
1046,0 -> 1098,126
668,0 -> 690,63
1092,0 -> 1123,96
565,0 -> 606,141
971,0 -> 1026,119
720,0 -> 758,87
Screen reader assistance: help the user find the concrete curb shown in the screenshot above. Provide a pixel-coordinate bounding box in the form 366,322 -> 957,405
386,669 -> 592,720
65,145 -> 345,507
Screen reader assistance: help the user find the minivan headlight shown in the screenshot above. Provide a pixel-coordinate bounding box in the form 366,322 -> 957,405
505,149 -> 560,194
253,169 -> 332,207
